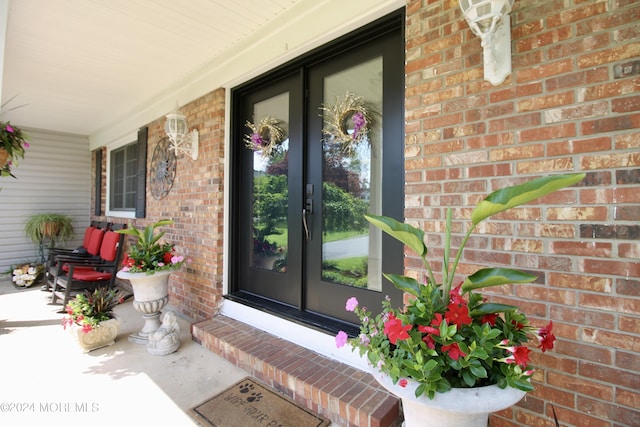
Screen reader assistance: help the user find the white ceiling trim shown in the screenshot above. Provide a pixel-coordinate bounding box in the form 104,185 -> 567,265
89,0 -> 405,149
1,0 -> 405,149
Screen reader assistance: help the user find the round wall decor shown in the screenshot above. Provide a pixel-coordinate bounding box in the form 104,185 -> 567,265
150,136 -> 177,200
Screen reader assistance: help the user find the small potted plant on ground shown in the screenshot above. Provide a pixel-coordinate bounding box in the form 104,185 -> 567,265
62,287 -> 126,352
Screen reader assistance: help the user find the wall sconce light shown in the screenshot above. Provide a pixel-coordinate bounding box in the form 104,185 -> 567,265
164,112 -> 199,160
459,0 -> 514,85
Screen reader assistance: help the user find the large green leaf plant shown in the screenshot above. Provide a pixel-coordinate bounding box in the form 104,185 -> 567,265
336,173 -> 585,398
117,219 -> 187,274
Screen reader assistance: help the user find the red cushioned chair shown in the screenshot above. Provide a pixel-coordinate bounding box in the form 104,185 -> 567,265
49,225 -> 126,309
43,224 -> 107,292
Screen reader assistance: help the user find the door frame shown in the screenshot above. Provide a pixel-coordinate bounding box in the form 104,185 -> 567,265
227,10 -> 405,335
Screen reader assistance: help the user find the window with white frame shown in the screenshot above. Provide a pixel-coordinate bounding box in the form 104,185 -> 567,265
105,127 -> 147,218
109,141 -> 138,212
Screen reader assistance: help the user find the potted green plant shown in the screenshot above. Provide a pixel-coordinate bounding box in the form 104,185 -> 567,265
62,287 -> 125,352
24,213 -> 74,263
116,219 -> 187,343
335,173 -> 585,427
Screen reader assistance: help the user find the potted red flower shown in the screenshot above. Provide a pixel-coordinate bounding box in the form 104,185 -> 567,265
116,219 -> 188,343
336,173 -> 585,427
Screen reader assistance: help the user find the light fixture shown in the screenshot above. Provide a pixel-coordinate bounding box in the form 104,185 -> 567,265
459,0 -> 514,86
164,111 -> 199,160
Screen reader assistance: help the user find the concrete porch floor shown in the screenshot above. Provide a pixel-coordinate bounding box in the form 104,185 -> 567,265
0,279 -> 249,427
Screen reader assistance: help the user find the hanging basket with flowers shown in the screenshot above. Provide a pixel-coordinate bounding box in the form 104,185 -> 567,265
320,91 -> 373,156
336,173 -> 585,402
244,116 -> 287,157
0,121 -> 29,178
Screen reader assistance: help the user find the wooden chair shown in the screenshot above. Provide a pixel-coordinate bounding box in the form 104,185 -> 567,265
49,224 -> 126,309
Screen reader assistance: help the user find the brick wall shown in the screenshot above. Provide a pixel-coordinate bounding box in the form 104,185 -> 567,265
94,88 -> 226,321
405,1 -> 639,426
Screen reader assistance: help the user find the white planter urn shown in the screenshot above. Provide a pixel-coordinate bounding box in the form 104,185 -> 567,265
72,318 -> 119,353
116,269 -> 172,344
373,371 -> 526,427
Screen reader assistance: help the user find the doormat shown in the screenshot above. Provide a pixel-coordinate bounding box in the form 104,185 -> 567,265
192,377 -> 331,427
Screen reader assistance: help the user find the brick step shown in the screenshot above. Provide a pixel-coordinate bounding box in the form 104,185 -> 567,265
192,315 -> 401,427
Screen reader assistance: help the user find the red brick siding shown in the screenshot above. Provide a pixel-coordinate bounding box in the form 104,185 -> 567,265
93,88 -> 226,321
405,1 -> 639,426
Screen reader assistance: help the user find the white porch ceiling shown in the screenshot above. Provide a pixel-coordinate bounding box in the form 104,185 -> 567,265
1,0 -> 307,136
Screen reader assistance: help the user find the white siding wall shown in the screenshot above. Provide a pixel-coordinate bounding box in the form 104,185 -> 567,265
0,128 -> 90,273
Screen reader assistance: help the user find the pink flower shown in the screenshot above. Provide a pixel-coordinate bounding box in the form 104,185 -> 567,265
345,297 -> 358,312
352,111 -> 366,139
6,124 -> 13,133
171,255 -> 184,264
398,378 -> 408,388
335,331 -> 348,348
358,334 -> 370,346
23,141 -> 30,148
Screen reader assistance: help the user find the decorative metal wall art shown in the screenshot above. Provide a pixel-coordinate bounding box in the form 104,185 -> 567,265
150,136 -> 177,200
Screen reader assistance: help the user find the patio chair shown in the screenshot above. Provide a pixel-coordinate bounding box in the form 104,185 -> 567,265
43,223 -> 107,292
49,224 -> 126,309
48,221 -> 109,257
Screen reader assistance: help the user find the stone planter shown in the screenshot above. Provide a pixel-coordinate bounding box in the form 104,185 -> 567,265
373,371 -> 526,427
116,269 -> 172,344
72,318 -> 119,353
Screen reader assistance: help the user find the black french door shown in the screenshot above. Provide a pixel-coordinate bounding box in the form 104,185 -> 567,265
230,12 -> 405,331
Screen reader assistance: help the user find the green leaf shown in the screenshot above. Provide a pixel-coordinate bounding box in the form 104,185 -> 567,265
462,370 -> 476,387
365,214 -> 427,257
423,359 -> 438,371
461,268 -> 537,292
469,303 -> 519,316
471,173 -> 585,224
470,364 -> 488,379
383,273 -> 421,297
511,378 -> 535,392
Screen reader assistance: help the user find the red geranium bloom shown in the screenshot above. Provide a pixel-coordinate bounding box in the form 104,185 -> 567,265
418,325 -> 439,349
162,251 -> 174,264
445,301 -> 473,327
418,324 -> 439,335
537,321 -> 556,352
481,313 -> 498,326
431,312 -> 444,328
384,313 -> 412,345
442,342 -> 467,361
449,283 -> 465,305
122,253 -> 135,268
512,320 -> 525,330
506,345 -> 530,367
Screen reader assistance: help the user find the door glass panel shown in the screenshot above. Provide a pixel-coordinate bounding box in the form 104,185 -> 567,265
251,92 -> 289,272
321,57 -> 383,291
